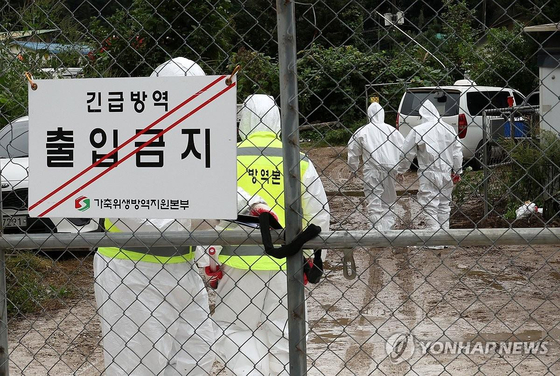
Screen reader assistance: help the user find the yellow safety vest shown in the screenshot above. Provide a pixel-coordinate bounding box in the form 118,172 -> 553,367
219,131 -> 310,270
97,218 -> 194,264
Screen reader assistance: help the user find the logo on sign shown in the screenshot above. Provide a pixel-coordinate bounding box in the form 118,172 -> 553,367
75,196 -> 90,212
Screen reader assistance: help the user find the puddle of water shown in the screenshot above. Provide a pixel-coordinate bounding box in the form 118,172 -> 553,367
308,331 -> 343,345
470,330 -> 545,343
463,270 -> 505,290
325,263 -> 344,273
326,190 -> 364,197
461,269 -> 526,291
309,315 -> 370,345
320,304 -> 334,311
308,319 -> 347,345
312,315 -> 351,326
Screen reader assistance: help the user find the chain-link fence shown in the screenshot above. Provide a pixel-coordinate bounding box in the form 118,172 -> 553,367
1,1 -> 560,375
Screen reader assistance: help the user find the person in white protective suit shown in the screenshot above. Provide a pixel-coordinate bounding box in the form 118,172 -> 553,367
347,102 -> 405,230
204,94 -> 330,375
94,57 -> 222,376
397,100 -> 463,232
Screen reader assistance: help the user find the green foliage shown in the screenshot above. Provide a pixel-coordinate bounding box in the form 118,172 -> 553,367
294,0 -> 366,51
6,252 -> 73,316
440,0 -> 478,80
325,126 -> 354,146
229,48 -> 279,104
230,0 -> 278,57
502,138 -> 546,202
18,0 -> 66,31
87,0 -> 234,77
297,44 -> 447,125
453,166 -> 483,207
0,0 -> 548,132
503,201 -> 519,220
297,45 -> 381,124
0,44 -> 51,126
442,1 -> 475,43
470,26 -> 537,95
0,0 -> 88,124
0,58 -> 29,126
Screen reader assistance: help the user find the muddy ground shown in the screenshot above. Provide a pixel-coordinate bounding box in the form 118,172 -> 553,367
7,146 -> 560,375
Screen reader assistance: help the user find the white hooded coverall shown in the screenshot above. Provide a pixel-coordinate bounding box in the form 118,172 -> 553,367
211,94 -> 330,375
348,102 -> 404,230
398,100 -> 463,230
93,57 -> 214,376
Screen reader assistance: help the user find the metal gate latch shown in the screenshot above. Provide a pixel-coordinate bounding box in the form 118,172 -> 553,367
342,248 -> 356,280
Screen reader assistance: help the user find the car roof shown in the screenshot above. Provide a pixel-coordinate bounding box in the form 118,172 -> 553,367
407,85 -> 516,93
12,116 -> 29,123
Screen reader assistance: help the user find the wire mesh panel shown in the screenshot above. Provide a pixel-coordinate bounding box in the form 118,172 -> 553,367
0,1 -> 560,375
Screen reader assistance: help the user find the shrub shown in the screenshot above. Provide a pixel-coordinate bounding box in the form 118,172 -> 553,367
469,26 -> 536,96
229,48 -> 279,104
453,166 -> 482,207
0,46 -> 36,126
6,252 -> 74,316
297,44 -> 447,126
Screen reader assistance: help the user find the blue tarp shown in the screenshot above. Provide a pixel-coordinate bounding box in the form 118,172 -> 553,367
504,121 -> 529,138
12,41 -> 92,55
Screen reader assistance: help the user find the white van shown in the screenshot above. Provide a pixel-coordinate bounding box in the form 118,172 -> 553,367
396,79 -> 526,167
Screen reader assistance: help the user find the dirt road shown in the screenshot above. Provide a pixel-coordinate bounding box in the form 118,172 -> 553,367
306,146 -> 560,374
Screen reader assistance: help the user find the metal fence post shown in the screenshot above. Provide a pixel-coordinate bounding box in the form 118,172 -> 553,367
483,111 -> 489,217
277,0 -> 307,375
0,164 -> 8,376
0,248 -> 8,376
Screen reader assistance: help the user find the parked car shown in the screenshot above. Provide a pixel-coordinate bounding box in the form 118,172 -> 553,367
0,116 -> 98,234
396,79 -> 526,168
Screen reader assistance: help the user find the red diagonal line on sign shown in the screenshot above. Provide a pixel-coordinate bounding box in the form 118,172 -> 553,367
37,82 -> 236,217
30,75 -> 226,212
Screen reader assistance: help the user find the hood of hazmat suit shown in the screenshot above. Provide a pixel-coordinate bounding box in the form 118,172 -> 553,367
399,100 -> 463,186
238,94 -> 281,140
368,101 -> 386,125
347,102 -> 404,172
150,57 -> 206,77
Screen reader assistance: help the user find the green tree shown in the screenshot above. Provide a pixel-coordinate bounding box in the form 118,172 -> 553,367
440,0 -> 478,80
230,0 -> 278,57
88,0 -> 234,77
295,0 -> 366,51
0,44 -> 46,125
470,26 -> 537,94
228,48 -> 279,104
297,44 -> 446,125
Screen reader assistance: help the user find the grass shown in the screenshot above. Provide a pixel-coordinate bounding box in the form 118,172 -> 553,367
5,251 -> 82,317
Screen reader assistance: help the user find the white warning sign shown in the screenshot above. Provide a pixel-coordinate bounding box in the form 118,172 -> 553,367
28,75 -> 237,219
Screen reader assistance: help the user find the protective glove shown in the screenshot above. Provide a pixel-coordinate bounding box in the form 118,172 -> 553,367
204,265 -> 223,289
303,249 -> 324,284
451,173 -> 461,184
258,212 -> 321,259
250,203 -> 279,222
302,259 -> 312,285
